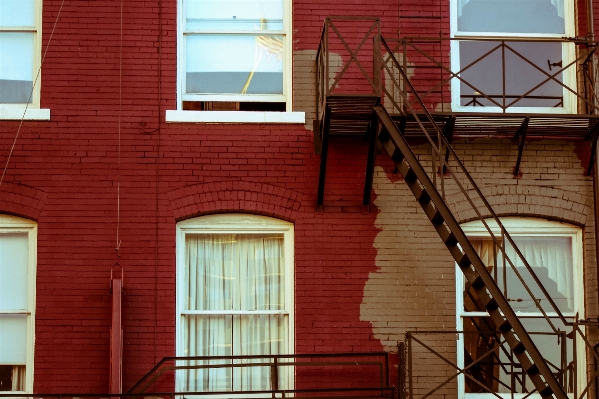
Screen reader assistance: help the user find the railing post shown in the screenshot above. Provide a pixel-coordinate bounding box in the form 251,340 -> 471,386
407,333 -> 413,399
398,342 -> 405,399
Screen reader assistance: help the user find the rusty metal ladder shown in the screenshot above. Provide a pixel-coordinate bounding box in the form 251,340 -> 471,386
372,104 -> 567,399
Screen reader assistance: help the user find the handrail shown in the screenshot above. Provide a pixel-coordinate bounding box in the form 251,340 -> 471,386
381,36 -> 599,114
316,17 -> 381,123
129,352 -> 390,395
402,329 -> 584,399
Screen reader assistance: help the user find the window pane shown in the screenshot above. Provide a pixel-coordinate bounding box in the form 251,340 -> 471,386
0,315 -> 27,364
0,33 -> 34,104
185,0 -> 283,31
500,236 -> 574,313
457,0 -> 565,34
184,234 -> 285,311
0,0 -> 34,28
235,314 -> 287,391
181,314 -> 233,392
0,233 -> 28,310
186,35 -> 283,95
462,316 -> 571,394
0,365 -> 25,391
459,41 -> 564,108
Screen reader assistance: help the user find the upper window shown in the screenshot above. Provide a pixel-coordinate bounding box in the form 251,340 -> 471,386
176,214 -> 294,393
456,218 -> 583,398
0,0 -> 41,108
450,0 -> 576,113
178,0 -> 292,112
0,215 -> 36,393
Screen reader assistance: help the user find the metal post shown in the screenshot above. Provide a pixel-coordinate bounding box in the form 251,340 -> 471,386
110,277 -> 123,394
407,333 -> 413,399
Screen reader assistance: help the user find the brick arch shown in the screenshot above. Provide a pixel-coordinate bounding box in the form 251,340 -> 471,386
0,182 -> 47,221
446,185 -> 592,226
168,181 -> 303,222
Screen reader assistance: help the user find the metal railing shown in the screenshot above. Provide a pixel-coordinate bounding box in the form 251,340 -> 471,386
401,327 -> 598,399
381,36 -> 599,114
316,17 -> 381,121
129,353 -> 391,395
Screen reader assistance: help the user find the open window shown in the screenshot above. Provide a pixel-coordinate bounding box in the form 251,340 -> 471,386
450,0 -> 576,113
177,0 -> 292,113
0,0 -> 48,120
0,215 -> 36,393
176,214 -> 294,393
456,218 -> 584,398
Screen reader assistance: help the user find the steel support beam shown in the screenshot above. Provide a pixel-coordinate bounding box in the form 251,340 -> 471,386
317,106 -> 332,210
513,117 -> 529,177
442,116 -> 456,175
363,112 -> 379,207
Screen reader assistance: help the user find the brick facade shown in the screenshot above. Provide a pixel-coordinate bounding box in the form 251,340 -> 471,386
0,0 -> 596,395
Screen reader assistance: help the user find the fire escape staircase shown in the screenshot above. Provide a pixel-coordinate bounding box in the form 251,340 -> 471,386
371,104 -> 566,399
313,17 -> 599,399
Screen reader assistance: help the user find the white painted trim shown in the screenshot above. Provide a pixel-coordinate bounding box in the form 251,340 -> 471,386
0,108 -> 50,121
456,217 -> 584,397
176,213 -> 295,392
181,310 -> 289,315
0,215 -> 36,394
166,110 -> 305,124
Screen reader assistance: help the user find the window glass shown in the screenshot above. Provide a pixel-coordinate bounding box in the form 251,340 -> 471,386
458,41 -> 564,108
0,33 -> 34,104
457,0 -> 565,34
185,35 -> 283,95
185,0 -> 283,31
0,233 -> 28,310
0,315 -> 27,364
0,0 -> 35,28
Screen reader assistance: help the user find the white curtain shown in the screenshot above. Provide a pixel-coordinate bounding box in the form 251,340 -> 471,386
457,0 -> 565,18
183,234 -> 285,392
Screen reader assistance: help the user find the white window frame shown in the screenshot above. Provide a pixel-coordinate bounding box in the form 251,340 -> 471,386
176,213 -> 294,394
449,0 -> 577,114
0,214 -> 37,394
0,0 -> 49,120
456,217 -> 584,399
170,0 -> 305,123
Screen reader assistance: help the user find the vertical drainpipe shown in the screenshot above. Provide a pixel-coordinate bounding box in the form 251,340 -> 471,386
110,277 -> 123,394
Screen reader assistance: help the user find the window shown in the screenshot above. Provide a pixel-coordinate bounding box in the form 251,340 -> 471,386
177,0 -> 292,112
0,215 -> 36,393
456,218 -> 584,398
176,214 -> 294,392
450,0 -> 576,113
0,0 -> 47,120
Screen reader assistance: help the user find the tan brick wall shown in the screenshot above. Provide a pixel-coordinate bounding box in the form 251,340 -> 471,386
361,138 -> 598,395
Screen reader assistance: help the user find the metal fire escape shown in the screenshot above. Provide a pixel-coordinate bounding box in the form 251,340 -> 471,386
315,17 -> 599,399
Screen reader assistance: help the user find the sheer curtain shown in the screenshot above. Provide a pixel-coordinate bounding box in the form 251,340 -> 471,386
183,234 -> 286,392
471,236 -> 574,313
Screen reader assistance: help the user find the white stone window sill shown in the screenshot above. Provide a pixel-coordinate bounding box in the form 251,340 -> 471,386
0,108 -> 50,121
166,110 -> 305,124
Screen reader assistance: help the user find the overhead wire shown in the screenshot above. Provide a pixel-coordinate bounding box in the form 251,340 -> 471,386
0,0 -> 67,188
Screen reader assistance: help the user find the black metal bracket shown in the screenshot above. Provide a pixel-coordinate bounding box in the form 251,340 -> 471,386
586,121 -> 599,176
513,117 -> 529,177
363,112 -> 379,208
316,106 -> 332,211
442,116 -> 456,175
